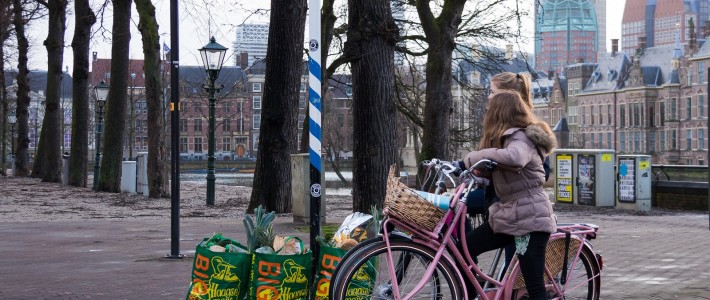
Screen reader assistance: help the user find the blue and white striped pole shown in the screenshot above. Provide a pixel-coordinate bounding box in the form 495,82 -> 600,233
308,0 -> 322,275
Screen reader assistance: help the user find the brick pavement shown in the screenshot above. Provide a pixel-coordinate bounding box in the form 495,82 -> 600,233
0,212 -> 709,299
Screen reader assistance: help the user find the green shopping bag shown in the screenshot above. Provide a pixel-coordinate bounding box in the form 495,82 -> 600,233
248,237 -> 312,300
313,242 -> 377,300
186,234 -> 251,300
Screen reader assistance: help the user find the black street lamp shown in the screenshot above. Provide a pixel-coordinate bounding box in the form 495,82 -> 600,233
198,36 -> 227,206
93,81 -> 109,190
8,111 -> 16,167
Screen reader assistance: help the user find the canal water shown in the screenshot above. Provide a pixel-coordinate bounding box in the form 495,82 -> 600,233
179,170 -> 355,196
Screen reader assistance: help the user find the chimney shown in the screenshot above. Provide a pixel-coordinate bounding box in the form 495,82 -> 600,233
636,36 -> 647,55
505,44 -> 514,60
471,44 -> 481,61
611,39 -> 619,56
239,52 -> 249,70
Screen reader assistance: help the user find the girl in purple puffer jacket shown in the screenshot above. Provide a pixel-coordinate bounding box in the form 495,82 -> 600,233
463,90 -> 557,300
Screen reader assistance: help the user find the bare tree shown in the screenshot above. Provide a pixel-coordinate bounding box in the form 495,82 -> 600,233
67,0 -> 95,187
346,0 -> 399,212
135,0 -> 169,197
11,0 -> 37,177
0,0 -> 12,176
97,0 -> 131,192
248,0 -> 307,213
30,0 -> 67,182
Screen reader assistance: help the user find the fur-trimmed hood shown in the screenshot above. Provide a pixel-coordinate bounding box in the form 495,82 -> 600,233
525,123 -> 557,155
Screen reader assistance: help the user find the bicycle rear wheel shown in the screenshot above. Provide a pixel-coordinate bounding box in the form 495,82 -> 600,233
330,240 -> 463,300
512,244 -> 600,300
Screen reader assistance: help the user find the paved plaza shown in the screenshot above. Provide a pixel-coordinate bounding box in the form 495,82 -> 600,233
1,209 -> 709,299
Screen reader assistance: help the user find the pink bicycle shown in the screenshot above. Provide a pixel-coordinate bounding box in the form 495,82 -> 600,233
329,159 -> 603,299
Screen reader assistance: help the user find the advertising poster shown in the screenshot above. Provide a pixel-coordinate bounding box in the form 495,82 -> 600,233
618,158 -> 636,203
555,154 -> 573,203
577,154 -> 595,205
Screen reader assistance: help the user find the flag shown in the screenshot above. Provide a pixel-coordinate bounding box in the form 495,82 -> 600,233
163,42 -> 170,53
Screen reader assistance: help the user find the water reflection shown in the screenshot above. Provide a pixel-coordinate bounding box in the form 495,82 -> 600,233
180,171 -> 355,196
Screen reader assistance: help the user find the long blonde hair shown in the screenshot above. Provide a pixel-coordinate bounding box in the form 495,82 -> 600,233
479,91 -> 538,149
491,72 -> 532,109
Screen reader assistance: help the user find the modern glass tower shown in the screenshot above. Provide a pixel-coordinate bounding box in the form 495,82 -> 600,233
535,0 -> 599,73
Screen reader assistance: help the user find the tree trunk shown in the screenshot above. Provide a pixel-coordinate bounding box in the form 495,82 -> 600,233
416,0 -> 466,162
12,0 -> 31,177
31,0 -> 67,182
346,0 -> 399,212
248,0 -> 307,213
135,0 -> 169,198
0,0 -> 10,176
97,0 -> 131,192
68,0 -> 95,187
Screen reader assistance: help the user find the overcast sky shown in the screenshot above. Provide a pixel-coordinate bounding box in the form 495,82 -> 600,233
19,0 -> 625,72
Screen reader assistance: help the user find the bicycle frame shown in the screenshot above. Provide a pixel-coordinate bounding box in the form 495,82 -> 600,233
380,181 -> 601,300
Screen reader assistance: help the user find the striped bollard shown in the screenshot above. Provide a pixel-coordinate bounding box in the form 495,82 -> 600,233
308,0 -> 323,279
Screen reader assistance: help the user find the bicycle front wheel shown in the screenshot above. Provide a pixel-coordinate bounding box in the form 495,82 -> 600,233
330,240 -> 463,300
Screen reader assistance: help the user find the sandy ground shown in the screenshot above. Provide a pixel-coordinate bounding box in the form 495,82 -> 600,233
0,176 -> 355,223
0,174 -> 696,224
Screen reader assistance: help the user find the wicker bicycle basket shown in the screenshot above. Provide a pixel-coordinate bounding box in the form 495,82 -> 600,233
383,165 -> 445,232
507,237 -> 582,289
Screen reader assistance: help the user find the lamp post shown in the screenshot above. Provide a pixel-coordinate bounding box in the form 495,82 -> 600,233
93,81 -> 109,190
198,36 -> 227,206
8,111 -> 16,171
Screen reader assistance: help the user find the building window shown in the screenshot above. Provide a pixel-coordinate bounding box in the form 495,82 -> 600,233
253,114 -> 261,129
634,131 -> 640,152
649,105 -> 655,127
194,137 -> 203,152
699,62 -> 705,83
598,105 -> 602,125
649,131 -> 656,152
660,102 -> 665,126
607,104 -> 612,124
670,98 -> 677,120
345,84 -> 353,96
180,137 -> 188,153
253,83 -> 262,92
689,65 -> 694,85
686,97 -> 692,120
180,119 -> 188,132
590,133 -> 594,147
253,133 -> 259,151
607,132 -> 612,149
590,106 -> 595,125
194,118 -> 202,132
581,106 -> 586,125
698,94 -> 705,118
687,129 -> 693,150
598,133 -> 602,148
222,137 -> 231,152
620,132 -> 626,152
253,95 -> 262,109
299,97 -> 306,109
699,129 -> 705,149
670,129 -> 677,150
619,105 -> 626,127
223,102 -> 231,113
660,131 -> 666,151
224,118 -> 231,131
632,103 -> 640,126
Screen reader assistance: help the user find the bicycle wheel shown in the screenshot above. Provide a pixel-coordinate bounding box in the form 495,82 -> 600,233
512,244 -> 600,300
330,240 -> 463,300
